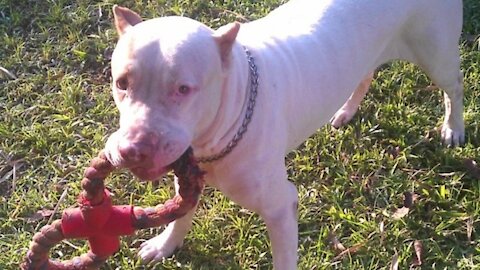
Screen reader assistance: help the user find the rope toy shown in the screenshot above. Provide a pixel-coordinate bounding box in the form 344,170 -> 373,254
21,147 -> 204,270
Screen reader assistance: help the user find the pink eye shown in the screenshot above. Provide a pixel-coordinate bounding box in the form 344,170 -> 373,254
116,77 -> 129,90
178,85 -> 190,95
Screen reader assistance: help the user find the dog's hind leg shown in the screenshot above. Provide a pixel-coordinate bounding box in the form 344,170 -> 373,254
432,64 -> 464,147
405,4 -> 464,146
330,72 -> 374,128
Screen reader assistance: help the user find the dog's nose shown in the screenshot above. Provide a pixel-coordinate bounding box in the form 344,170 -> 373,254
117,131 -> 158,166
118,141 -> 152,165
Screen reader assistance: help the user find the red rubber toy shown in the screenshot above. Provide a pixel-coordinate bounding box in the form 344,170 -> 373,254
21,148 -> 205,270
61,189 -> 135,258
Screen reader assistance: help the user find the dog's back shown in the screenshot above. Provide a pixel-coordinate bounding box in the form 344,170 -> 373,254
236,0 -> 464,150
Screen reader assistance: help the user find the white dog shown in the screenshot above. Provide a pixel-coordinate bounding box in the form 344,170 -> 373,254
104,0 -> 464,268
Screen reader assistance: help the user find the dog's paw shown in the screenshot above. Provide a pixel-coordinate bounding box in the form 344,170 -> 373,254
330,108 -> 355,128
441,123 -> 465,147
138,231 -> 184,263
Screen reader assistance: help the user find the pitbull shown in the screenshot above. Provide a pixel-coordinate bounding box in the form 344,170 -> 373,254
104,0 -> 464,268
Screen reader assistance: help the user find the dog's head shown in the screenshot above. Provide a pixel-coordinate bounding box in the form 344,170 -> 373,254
105,6 -> 240,180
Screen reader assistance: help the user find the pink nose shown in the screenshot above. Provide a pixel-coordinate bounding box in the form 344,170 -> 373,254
117,132 -> 158,166
118,142 -> 152,165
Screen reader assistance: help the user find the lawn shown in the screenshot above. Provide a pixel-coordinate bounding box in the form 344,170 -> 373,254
1,0 -> 479,269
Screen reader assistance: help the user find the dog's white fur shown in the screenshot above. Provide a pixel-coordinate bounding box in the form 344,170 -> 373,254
105,0 -> 464,268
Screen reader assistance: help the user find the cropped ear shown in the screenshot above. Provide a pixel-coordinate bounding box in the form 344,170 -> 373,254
112,5 -> 142,36
213,22 -> 241,67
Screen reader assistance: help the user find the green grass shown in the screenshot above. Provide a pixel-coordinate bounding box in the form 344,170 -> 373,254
1,0 -> 479,269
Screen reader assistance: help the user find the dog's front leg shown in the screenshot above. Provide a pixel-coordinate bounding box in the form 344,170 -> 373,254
262,180 -> 299,270
138,177 -> 198,263
220,164 -> 299,269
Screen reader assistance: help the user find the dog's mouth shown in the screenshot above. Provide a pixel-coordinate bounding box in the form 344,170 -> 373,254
126,147 -> 192,181
104,130 -> 193,181
128,165 -> 170,181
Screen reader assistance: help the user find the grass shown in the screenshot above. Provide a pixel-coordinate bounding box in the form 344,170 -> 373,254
0,0 -> 479,269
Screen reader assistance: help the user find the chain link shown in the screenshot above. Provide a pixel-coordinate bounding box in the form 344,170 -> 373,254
196,47 -> 259,163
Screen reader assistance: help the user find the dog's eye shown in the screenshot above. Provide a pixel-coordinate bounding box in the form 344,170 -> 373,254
178,85 -> 191,95
116,77 -> 129,91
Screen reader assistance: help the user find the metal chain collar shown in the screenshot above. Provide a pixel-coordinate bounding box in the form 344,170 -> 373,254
196,47 -> 259,163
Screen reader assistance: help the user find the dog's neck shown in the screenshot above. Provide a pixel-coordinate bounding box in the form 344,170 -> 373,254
191,43 -> 252,161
